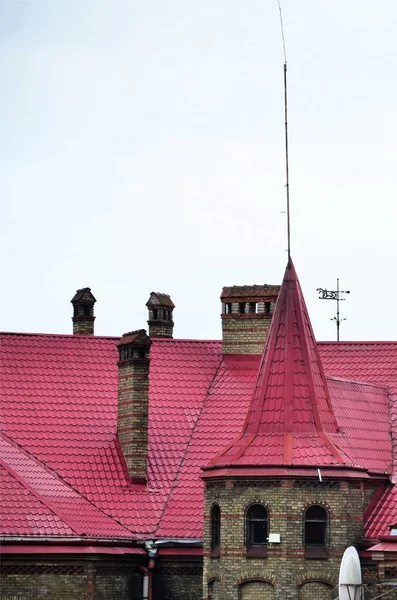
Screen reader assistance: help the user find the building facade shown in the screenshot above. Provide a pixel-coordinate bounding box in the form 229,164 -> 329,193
1,259 -> 396,600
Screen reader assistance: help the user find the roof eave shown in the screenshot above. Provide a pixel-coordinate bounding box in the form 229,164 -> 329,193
202,464 -> 371,480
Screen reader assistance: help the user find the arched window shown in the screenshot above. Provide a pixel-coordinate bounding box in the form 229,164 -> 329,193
211,504 -> 221,552
246,504 -> 268,547
304,505 -> 329,558
304,505 -> 328,546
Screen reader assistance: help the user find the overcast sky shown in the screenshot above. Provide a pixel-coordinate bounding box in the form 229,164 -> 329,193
1,1 -> 396,341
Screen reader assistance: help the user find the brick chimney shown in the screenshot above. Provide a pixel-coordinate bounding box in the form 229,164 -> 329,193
220,285 -> 280,354
146,292 -> 175,338
71,288 -> 96,335
117,330 -> 151,484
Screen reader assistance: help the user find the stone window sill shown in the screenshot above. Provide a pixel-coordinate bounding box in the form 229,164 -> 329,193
246,546 -> 268,558
305,546 -> 329,559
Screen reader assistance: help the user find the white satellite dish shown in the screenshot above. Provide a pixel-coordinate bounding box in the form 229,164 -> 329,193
338,546 -> 363,600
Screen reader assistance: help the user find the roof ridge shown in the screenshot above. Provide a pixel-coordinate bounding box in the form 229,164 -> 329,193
318,341 -> 397,346
0,434 -> 81,536
326,375 -> 390,390
0,331 -> 119,340
152,338 -> 221,344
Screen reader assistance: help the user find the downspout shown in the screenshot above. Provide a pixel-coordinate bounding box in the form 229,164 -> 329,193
144,542 -> 158,600
142,539 -> 201,599
140,566 -> 149,600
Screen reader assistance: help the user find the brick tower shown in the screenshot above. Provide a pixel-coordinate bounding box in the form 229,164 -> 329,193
202,260 -> 380,600
71,288 -> 96,335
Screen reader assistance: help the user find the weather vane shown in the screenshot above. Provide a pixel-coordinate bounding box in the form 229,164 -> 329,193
317,279 -> 350,341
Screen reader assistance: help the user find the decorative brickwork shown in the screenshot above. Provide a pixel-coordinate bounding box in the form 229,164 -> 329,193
146,292 -> 175,338
220,286 -> 279,354
71,287 -> 96,335
297,580 -> 332,599
117,329 -> 151,482
239,579 -> 275,599
203,478 -> 380,600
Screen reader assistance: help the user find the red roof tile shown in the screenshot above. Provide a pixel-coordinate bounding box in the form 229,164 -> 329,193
319,341 -> 397,484
1,284 -> 396,542
156,355 -> 259,538
0,434 -> 130,538
0,333 -> 222,539
365,485 -> 397,539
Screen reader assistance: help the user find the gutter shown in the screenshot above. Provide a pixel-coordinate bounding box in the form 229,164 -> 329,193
1,535 -> 144,546
152,539 -> 202,547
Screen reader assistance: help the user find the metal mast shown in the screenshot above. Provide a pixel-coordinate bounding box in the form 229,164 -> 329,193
277,1 -> 290,261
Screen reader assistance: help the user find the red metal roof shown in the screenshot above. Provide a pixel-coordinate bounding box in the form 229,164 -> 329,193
367,541 -> 397,553
0,333 -> 223,540
364,485 -> 397,540
1,285 -> 396,542
319,342 -> 397,474
0,434 -> 131,538
205,260 -> 362,474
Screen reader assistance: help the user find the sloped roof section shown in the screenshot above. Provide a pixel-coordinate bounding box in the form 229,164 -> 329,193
0,434 -> 131,538
0,464 -> 75,537
326,377 -> 391,475
221,285 -> 280,299
319,342 -> 397,479
146,293 -> 175,308
205,259 -> 357,473
156,355 -> 259,538
364,485 -> 397,540
0,332 -> 222,539
1,323 -> 396,541
70,288 -> 96,303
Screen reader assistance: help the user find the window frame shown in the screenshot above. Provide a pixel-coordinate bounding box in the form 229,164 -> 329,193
245,503 -> 269,558
210,504 -> 221,557
303,504 -> 329,559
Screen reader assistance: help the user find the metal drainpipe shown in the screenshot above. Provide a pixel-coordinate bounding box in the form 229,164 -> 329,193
140,566 -> 149,600
147,548 -> 157,600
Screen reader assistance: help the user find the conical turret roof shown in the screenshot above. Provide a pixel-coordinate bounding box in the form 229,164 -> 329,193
205,259 -> 354,473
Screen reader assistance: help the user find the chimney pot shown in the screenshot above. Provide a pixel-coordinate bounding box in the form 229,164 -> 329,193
146,292 -> 175,338
70,288 -> 96,335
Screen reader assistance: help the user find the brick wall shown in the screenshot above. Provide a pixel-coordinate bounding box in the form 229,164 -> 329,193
147,321 -> 174,338
152,558 -> 203,600
203,477 -> 382,600
0,558 -> 145,600
72,317 -> 95,335
221,314 -> 273,355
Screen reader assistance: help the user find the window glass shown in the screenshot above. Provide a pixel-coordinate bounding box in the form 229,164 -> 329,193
211,504 -> 221,549
304,505 -> 327,546
247,504 -> 268,546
